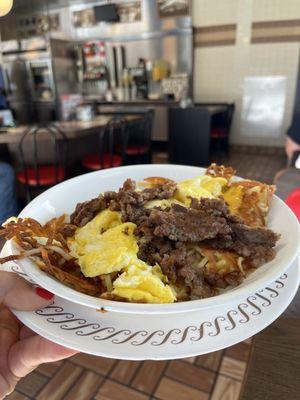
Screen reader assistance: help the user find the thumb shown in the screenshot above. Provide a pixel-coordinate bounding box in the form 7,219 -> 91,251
9,335 -> 77,379
0,271 -> 54,310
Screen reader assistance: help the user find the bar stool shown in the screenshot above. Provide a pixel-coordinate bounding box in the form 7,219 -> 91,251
125,110 -> 154,163
210,103 -> 235,155
17,124 -> 68,202
81,117 -> 128,171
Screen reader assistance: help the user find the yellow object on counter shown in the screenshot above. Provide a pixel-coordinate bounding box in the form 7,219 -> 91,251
152,59 -> 170,81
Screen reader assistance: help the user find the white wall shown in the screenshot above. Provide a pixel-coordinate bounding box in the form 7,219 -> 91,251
193,0 -> 300,147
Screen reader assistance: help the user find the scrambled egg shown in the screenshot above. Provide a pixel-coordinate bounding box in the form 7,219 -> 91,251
175,175 -> 228,205
112,260 -> 176,303
70,210 -> 138,277
73,209 -> 122,248
70,209 -> 175,303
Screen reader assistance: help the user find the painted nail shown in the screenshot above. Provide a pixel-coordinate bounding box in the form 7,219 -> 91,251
35,287 -> 54,300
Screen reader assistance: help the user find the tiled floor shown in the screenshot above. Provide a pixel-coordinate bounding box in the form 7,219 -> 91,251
5,146 -> 286,400
7,340 -> 251,400
155,145 -> 286,185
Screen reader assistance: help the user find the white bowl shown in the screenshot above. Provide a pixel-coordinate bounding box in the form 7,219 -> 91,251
8,164 -> 300,314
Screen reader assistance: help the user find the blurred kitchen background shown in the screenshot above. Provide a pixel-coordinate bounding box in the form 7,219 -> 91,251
1,0 -> 299,149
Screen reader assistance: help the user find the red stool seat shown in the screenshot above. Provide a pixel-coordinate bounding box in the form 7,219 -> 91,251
211,128 -> 228,138
17,166 -> 65,186
125,145 -> 149,155
82,153 -> 122,170
285,188 -> 300,220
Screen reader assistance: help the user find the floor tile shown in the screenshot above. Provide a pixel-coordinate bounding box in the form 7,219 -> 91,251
243,337 -> 253,345
6,392 -> 31,400
165,360 -> 215,392
225,342 -> 251,362
64,371 -> 103,400
211,375 -> 242,400
181,356 -> 196,364
95,379 -> 149,400
15,371 -> 48,397
70,354 -> 116,375
195,350 -> 223,371
219,356 -> 246,381
131,361 -> 167,394
155,377 -> 209,400
109,360 -> 141,384
36,362 -> 82,400
36,361 -> 63,378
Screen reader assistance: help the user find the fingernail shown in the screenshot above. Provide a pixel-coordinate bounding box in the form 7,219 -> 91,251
35,287 -> 54,300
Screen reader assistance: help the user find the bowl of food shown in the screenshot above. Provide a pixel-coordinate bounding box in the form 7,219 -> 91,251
1,164 -> 300,314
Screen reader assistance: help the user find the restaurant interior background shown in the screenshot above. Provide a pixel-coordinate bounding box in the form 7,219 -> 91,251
0,1 -> 300,400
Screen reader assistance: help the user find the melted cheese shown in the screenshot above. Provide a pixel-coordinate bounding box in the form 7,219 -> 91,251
223,185 -> 243,213
175,176 -> 227,205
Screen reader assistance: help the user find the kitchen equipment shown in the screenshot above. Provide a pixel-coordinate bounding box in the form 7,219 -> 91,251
161,73 -> 189,100
1,38 -> 77,124
0,109 -> 14,127
60,94 -> 83,121
131,58 -> 148,99
112,46 -> 119,88
1,57 -> 32,123
94,4 -> 119,23
27,60 -> 55,102
76,104 -> 94,122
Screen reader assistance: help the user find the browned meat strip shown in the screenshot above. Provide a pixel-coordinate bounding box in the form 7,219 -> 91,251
205,270 -> 243,289
58,224 -> 77,237
70,196 -> 108,227
203,223 -> 279,266
137,198 -> 279,271
150,203 -> 232,242
110,178 -> 177,223
70,178 -> 177,227
179,265 -> 214,299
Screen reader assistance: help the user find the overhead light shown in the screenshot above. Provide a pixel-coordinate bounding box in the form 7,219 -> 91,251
0,0 -> 13,17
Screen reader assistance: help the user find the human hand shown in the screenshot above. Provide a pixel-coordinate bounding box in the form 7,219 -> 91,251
0,271 -> 77,399
285,135 -> 300,160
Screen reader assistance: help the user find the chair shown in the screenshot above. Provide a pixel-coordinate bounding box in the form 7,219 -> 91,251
210,103 -> 235,155
17,124 -> 68,202
81,117 -> 127,171
125,110 -> 154,163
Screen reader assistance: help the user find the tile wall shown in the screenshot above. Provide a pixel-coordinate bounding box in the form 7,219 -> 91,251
193,0 -> 300,147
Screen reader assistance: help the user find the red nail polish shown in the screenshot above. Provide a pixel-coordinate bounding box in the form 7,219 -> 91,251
35,287 -> 54,300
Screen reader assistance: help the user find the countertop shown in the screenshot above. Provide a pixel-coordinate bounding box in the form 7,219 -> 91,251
83,97 -> 180,106
0,115 -> 141,145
